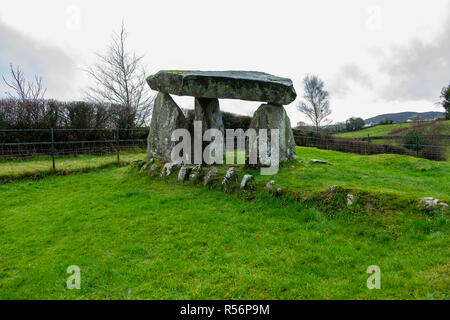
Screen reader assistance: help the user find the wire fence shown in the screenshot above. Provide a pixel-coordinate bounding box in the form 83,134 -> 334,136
294,133 -> 450,161
0,128 -> 149,168
1,128 -> 448,170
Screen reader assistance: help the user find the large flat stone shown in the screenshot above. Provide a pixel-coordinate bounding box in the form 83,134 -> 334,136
147,70 -> 297,105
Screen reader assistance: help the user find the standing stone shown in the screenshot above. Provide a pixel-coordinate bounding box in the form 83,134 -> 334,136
222,167 -> 238,187
240,174 -> 254,189
147,92 -> 189,160
203,167 -> 219,186
160,162 -> 181,177
195,97 -> 225,161
347,194 -> 354,205
178,165 -> 193,182
265,180 -> 276,192
249,104 -> 296,164
189,164 -> 203,181
195,97 -> 224,134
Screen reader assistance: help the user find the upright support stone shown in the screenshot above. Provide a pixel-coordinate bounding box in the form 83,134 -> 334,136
194,97 -> 225,162
194,97 -> 224,135
249,104 -> 297,163
147,92 -> 189,160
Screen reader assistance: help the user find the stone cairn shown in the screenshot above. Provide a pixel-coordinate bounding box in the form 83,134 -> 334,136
146,70 -> 298,164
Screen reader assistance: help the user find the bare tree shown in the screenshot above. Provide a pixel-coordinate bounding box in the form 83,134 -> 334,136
440,84 -> 450,119
297,74 -> 331,132
2,64 -> 46,102
84,21 -> 154,128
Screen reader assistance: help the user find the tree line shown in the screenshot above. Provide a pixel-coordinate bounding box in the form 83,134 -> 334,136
1,22 -> 153,131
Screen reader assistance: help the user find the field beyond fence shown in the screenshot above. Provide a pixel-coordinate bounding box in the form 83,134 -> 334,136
0,128 -> 148,179
0,127 -> 148,160
293,130 -> 449,161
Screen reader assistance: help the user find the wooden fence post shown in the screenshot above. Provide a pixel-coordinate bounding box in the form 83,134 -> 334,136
116,128 -> 120,165
416,135 -> 419,157
50,128 -> 56,170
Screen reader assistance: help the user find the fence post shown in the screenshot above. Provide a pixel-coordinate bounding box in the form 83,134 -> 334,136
50,128 -> 56,170
367,134 -> 370,155
116,128 -> 120,165
416,135 -> 419,157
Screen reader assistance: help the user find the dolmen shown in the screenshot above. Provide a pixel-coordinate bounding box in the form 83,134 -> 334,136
146,70 -> 297,165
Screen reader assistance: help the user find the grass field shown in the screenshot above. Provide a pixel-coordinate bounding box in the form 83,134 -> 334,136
260,147 -> 450,203
334,120 -> 450,160
0,147 -> 449,299
0,152 -> 146,181
334,120 -> 450,138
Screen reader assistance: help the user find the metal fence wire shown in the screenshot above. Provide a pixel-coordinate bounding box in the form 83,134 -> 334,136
1,128 -> 448,167
293,133 -> 450,161
0,128 -> 149,167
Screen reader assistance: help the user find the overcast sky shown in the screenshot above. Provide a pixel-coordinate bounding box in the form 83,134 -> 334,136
0,0 -> 449,124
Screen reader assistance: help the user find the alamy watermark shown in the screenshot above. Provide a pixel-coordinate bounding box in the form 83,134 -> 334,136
66,265 -> 81,290
366,5 -> 382,31
366,265 -> 381,290
170,121 -> 280,175
66,5 -> 81,30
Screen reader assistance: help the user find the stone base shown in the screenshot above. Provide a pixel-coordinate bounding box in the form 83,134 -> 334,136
249,104 -> 297,163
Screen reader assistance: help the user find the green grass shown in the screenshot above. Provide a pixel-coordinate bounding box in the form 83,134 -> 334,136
0,164 -> 448,299
335,120 -> 450,138
0,152 -> 146,181
0,147 -> 449,299
257,147 -> 450,203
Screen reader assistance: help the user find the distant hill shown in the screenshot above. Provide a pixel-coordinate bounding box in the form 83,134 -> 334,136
335,120 -> 450,138
364,111 -> 444,125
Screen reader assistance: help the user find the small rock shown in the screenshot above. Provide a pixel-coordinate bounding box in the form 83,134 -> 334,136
189,164 -> 203,181
265,180 -> 275,192
204,168 -> 219,186
222,167 -> 238,187
347,193 -> 354,205
328,185 -> 339,193
139,162 -> 148,173
275,187 -> 283,196
149,164 -> 159,173
130,159 -> 145,170
160,162 -> 181,177
418,197 -> 439,211
438,202 -> 449,209
178,165 -> 193,182
418,198 -> 448,211
383,178 -> 392,182
310,159 -> 329,164
240,174 -> 254,189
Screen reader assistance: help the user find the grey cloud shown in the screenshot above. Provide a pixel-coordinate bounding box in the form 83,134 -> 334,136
329,64 -> 373,97
0,19 -> 76,100
379,12 -> 450,101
